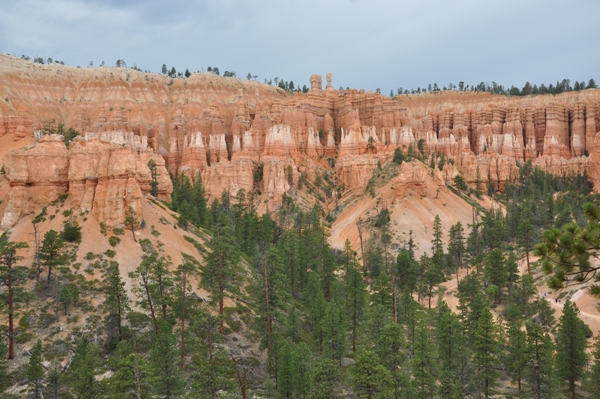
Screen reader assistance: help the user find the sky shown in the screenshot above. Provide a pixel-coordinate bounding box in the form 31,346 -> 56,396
1,0 -> 599,94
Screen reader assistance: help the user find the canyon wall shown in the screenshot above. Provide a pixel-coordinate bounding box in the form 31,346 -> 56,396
2,53 -> 600,227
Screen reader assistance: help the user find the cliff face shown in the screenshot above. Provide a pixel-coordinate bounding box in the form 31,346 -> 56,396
2,53 -> 600,228
1,133 -> 172,228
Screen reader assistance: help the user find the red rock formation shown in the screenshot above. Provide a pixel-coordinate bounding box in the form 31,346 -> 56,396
1,132 -> 172,228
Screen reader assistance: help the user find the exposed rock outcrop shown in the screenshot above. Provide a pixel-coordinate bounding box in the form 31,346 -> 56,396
1,132 -> 172,228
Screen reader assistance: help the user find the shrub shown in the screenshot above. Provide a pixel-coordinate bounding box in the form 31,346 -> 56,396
108,236 -> 121,247
104,249 -> 116,258
62,221 -> 82,242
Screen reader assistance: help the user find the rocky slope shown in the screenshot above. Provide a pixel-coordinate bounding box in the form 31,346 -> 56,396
1,53 -> 600,233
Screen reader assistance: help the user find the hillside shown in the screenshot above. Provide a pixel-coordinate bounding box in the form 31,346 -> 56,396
2,53 -> 600,398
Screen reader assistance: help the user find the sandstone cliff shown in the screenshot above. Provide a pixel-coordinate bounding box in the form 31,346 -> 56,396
2,53 -> 600,229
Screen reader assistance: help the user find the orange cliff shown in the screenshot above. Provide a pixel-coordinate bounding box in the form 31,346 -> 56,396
2,53 -> 600,227
1,132 -> 172,228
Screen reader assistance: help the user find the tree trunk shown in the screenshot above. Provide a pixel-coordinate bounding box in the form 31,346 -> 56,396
357,221 -> 366,273
219,251 -> 225,334
8,258 -> 14,359
526,246 -> 531,275
180,270 -> 187,369
263,252 -> 271,355
143,277 -> 159,335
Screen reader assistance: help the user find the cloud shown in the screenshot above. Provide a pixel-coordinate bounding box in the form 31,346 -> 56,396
0,0 -> 598,92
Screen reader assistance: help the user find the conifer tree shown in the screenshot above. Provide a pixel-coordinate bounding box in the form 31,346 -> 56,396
27,339 -> 44,399
0,233 -> 28,359
473,306 -> 500,399
526,321 -> 555,399
105,341 -> 150,399
103,261 -> 130,343
308,358 -> 340,399
200,212 -> 240,333
0,335 -> 6,382
505,321 -> 528,395
413,319 -> 436,399
556,300 -> 588,399
277,338 -> 311,399
376,322 -> 411,397
321,299 -> 347,363
448,222 -> 465,283
436,301 -> 465,398
346,263 -> 367,351
588,334 -> 600,398
351,350 -> 393,399
66,336 -> 101,399
151,321 -> 185,399
173,257 -> 198,367
39,229 -> 65,284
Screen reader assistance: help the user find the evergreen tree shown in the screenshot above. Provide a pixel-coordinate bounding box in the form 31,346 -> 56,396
148,159 -> 159,197
39,229 -> 65,283
27,339 -> 44,399
413,319 -> 436,399
505,321 -> 528,395
173,257 -> 198,368
346,263 -> 368,351
321,299 -> 347,363
308,358 -> 340,399
526,321 -> 555,399
588,334 -> 600,399
351,350 -> 393,399
483,249 -> 507,303
200,212 -> 240,333
436,302 -> 465,398
448,222 -> 465,275
473,306 -> 500,399
0,335 -> 6,383
103,261 -> 130,343
105,341 -> 150,399
376,322 -> 411,397
150,321 -> 185,399
555,300 -> 588,399
432,215 -> 444,255
66,336 -> 101,399
277,339 -> 311,399
0,233 -> 28,359
517,210 -> 535,274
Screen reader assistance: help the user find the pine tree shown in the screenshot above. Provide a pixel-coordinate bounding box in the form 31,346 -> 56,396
517,210 -> 535,274
103,261 -> 130,343
483,249 -> 507,303
0,335 -> 7,383
413,319 -> 436,399
436,302 -> 465,398
351,350 -> 393,399
308,358 -> 340,399
0,233 -> 28,359
473,306 -> 499,399
27,339 -> 44,399
505,321 -> 528,395
588,334 -> 600,399
448,222 -> 465,284
173,257 -> 198,368
66,336 -> 101,399
105,341 -> 150,399
39,229 -> 66,284
432,215 -> 444,255
526,321 -> 555,399
321,299 -> 347,363
200,212 -> 240,333
556,300 -> 588,399
376,322 -> 411,397
150,321 -> 185,399
346,263 -> 367,351
277,338 -> 311,399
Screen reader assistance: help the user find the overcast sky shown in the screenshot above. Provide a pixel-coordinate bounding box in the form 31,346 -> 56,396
1,0 -> 598,93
